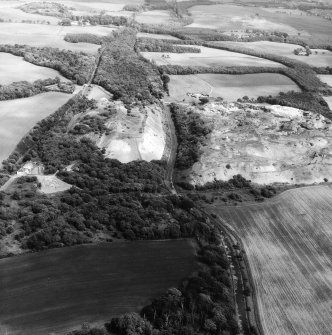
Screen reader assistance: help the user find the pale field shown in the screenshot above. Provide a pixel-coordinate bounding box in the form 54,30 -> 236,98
0,52 -> 70,85
0,92 -> 75,165
189,101 -> 332,185
0,23 -> 114,53
318,74 -> 332,87
135,10 -> 176,25
220,41 -> 332,67
141,45 -> 283,67
188,4 -> 332,44
216,186 -> 332,335
168,73 -> 300,102
137,32 -> 180,40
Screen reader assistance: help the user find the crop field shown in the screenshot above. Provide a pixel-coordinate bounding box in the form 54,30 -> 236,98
0,52 -> 70,85
215,186 -> 332,335
220,41 -> 332,67
0,23 -> 114,53
141,45 -> 283,67
0,92 -> 75,165
187,4 -> 332,44
0,240 -> 196,335
168,73 -> 300,102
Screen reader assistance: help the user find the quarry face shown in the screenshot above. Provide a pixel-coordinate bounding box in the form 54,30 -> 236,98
190,102 -> 332,185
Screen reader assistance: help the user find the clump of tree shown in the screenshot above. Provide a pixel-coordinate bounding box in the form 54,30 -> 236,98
93,29 -> 164,105
64,33 -> 103,45
137,38 -> 201,53
0,44 -> 95,85
74,15 -> 130,26
170,103 -> 212,170
19,2 -> 72,18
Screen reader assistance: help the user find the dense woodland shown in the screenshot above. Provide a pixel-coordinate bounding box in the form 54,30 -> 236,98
0,44 -> 95,85
64,33 -> 103,45
93,29 -> 164,105
137,39 -> 201,53
0,78 -> 74,101
170,103 -> 212,170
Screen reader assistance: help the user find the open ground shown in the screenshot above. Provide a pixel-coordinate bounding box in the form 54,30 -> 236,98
0,52 -> 70,85
213,186 -> 332,335
187,101 -> 332,185
0,240 -> 196,335
167,73 -> 300,102
141,45 -> 283,67
0,92 -> 76,165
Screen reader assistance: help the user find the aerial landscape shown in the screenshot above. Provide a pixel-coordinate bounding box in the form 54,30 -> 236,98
0,0 -> 331,334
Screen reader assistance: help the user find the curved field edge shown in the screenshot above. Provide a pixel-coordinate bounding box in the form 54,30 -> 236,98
213,185 -> 332,335
0,240 -> 197,335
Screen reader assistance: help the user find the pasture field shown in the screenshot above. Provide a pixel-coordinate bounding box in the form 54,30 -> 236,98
0,52 -> 70,85
214,186 -> 332,335
188,4 -> 332,44
0,92 -> 75,165
0,23 -> 114,53
0,240 -> 196,335
141,45 -> 283,67
219,41 -> 332,67
168,73 -> 300,102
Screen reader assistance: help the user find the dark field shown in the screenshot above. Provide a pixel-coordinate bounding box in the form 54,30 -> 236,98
0,240 -> 196,335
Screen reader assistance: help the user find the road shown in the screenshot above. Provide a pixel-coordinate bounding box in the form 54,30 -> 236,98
164,104 -> 177,195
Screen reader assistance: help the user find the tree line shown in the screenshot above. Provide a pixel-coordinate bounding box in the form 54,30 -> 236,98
0,44 -> 95,85
0,78 -> 74,101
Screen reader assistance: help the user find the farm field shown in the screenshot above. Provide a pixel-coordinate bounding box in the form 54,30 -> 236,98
141,45 -> 283,67
0,92 -> 75,165
167,73 -> 300,102
188,4 -> 332,44
0,23 -> 114,53
0,240 -> 196,335
0,52 -> 70,85
214,186 -> 332,335
219,41 -> 332,67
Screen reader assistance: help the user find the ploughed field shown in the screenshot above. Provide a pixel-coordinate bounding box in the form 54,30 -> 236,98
0,92 -> 75,165
0,240 -> 197,335
141,45 -> 283,67
215,186 -> 332,335
168,73 -> 300,102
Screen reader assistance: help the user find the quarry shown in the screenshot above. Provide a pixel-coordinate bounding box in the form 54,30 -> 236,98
188,101 -> 332,185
